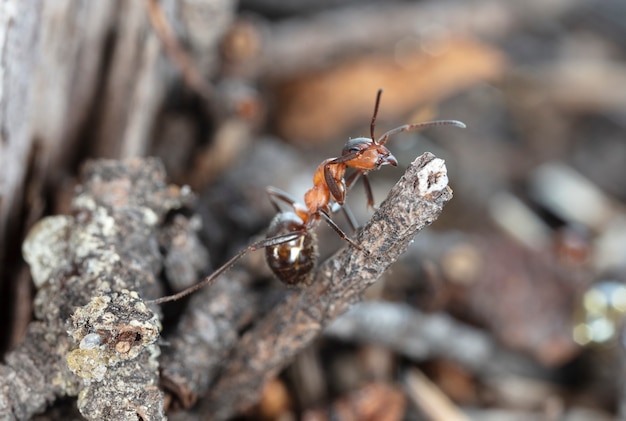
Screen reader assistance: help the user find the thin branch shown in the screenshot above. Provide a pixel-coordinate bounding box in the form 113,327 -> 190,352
158,269 -> 257,409
325,302 -> 545,379
404,368 -> 471,421
200,152 -> 453,420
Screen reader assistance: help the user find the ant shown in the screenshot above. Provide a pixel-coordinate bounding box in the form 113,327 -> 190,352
149,90 -> 465,304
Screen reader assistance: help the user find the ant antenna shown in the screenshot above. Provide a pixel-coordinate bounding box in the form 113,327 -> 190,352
371,89 -> 383,143
370,89 -> 465,145
376,120 -> 466,146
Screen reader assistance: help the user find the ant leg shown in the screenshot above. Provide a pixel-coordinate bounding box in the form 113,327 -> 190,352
148,231 -> 303,304
344,170 -> 375,210
266,186 -> 300,212
340,204 -> 359,232
328,200 -> 358,233
318,209 -> 368,254
361,174 -> 376,210
323,163 -> 346,204
330,171 -> 370,231
344,169 -> 361,191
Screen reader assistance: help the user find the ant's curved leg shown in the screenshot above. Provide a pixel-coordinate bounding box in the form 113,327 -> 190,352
341,204 -> 359,233
323,162 -> 347,205
329,199 -> 358,232
149,231 -> 304,304
345,170 -> 376,210
318,209 -> 368,254
361,175 -> 376,210
266,186 -> 300,212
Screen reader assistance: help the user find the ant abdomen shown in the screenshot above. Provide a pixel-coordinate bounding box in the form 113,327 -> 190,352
265,212 -> 318,286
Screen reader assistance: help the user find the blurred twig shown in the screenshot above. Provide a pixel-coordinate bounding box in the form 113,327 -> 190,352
325,301 -> 544,379
404,368 -> 471,421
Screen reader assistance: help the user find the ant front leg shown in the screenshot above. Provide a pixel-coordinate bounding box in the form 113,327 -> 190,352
345,170 -> 376,210
323,161 -> 347,205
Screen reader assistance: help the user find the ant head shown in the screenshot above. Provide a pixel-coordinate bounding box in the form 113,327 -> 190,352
341,137 -> 398,170
339,89 -> 465,171
337,90 -> 397,170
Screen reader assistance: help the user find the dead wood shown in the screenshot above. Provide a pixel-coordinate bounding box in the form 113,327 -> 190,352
0,158 -> 194,420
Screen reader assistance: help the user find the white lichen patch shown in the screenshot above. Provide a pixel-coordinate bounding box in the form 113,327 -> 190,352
141,207 -> 159,227
80,333 -> 102,350
415,158 -> 448,196
22,216 -> 74,288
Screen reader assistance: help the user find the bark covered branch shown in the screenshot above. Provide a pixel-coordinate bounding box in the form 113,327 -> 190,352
1,158 -> 193,421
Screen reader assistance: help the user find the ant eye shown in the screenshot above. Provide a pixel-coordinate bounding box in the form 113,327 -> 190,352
342,138 -> 370,156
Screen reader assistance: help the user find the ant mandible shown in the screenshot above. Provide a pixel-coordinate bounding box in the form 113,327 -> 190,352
149,89 -> 465,304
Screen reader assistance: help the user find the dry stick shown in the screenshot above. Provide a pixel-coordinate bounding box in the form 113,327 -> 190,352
324,302 -> 546,379
158,269 -> 257,409
200,152 -> 453,420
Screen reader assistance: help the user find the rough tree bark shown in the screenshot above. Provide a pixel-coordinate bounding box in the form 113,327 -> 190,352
0,158 -> 195,420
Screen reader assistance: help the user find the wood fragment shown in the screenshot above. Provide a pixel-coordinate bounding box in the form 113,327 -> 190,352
404,368 -> 471,421
144,0 -> 212,101
1,158 -> 191,420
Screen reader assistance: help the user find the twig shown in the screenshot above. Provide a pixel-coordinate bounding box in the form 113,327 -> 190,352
325,302 -> 545,379
404,368 -> 471,421
199,152 -> 453,420
144,0 -> 212,101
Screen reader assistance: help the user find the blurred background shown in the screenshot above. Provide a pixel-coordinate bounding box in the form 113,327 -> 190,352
1,0 -> 626,419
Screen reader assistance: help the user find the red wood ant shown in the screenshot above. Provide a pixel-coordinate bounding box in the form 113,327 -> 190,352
149,90 -> 465,304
